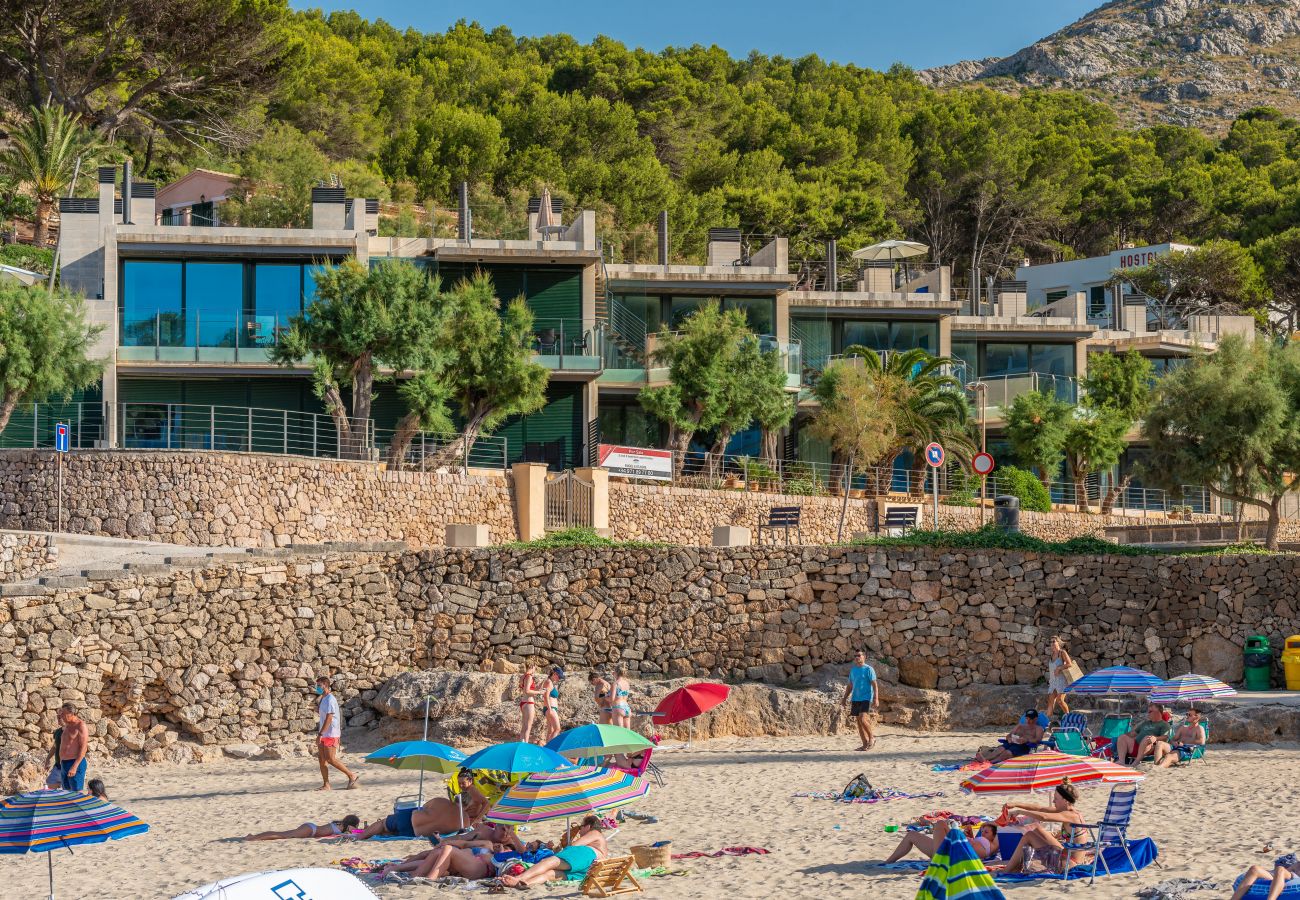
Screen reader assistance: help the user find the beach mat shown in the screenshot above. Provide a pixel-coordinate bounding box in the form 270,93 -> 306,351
877,838 -> 1158,881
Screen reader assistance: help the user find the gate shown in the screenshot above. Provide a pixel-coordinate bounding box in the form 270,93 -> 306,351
544,470 -> 594,530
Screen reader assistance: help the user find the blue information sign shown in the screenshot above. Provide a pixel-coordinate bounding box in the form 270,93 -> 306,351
54,423 -> 70,453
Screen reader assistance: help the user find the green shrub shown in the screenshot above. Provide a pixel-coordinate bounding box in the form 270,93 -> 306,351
500,526 -> 666,550
0,244 -> 53,275
850,525 -> 1282,557
994,465 -> 1052,512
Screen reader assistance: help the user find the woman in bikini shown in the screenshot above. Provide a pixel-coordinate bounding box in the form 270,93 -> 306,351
991,781 -> 1092,874
589,672 -> 614,725
543,667 -> 565,744
884,821 -> 999,863
499,816 -> 609,888
609,668 -> 632,730
243,814 -> 361,841
518,665 -> 542,743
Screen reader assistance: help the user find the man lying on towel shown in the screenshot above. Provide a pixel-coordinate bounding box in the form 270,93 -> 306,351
355,770 -> 490,840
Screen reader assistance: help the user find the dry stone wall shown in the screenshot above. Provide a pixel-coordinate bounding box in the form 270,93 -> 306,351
0,531 -> 56,583
0,450 -> 517,548
2,543 -> 1295,761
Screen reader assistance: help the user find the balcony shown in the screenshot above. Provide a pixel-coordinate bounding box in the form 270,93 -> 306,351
969,372 -> 1079,417
117,307 -> 287,364
528,318 -> 604,377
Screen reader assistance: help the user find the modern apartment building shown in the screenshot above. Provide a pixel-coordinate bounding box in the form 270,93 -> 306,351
38,168 -> 1255,494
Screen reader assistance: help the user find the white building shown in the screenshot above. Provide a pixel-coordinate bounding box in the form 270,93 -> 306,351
1015,243 -> 1194,328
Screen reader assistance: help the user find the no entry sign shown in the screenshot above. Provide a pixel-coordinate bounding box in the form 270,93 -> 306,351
972,452 -> 995,476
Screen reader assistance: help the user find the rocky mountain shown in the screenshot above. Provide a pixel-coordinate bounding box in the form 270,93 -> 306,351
920,0 -> 1300,128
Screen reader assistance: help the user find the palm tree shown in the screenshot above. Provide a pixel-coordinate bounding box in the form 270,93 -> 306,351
2,106 -> 98,246
839,345 -> 977,493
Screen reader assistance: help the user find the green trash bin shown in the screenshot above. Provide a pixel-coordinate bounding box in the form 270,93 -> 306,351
1244,635 -> 1272,691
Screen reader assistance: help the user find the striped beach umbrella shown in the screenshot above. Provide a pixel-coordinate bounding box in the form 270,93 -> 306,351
484,764 -> 648,825
0,789 -> 149,899
1066,665 -> 1163,695
546,725 -> 654,759
959,751 -> 1143,795
1149,674 -> 1237,705
916,826 -> 1006,900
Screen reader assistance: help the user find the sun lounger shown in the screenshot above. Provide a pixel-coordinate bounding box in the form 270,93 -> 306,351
581,856 -> 642,896
611,749 -> 665,788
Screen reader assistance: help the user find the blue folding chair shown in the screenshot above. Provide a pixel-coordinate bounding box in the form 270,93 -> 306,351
1062,784 -> 1140,883
1059,711 -> 1091,741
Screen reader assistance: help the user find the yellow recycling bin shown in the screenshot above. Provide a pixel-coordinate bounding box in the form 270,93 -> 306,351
1283,636 -> 1300,691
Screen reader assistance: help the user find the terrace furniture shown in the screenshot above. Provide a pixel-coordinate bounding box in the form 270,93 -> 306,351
757,506 -> 802,545
879,506 -> 918,536
581,856 -> 642,897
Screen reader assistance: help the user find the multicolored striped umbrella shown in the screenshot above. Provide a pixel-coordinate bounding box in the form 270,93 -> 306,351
959,751 -> 1144,794
0,789 -> 149,899
546,725 -> 654,759
1149,674 -> 1237,705
484,764 -> 648,825
916,826 -> 1006,900
1066,665 -> 1164,695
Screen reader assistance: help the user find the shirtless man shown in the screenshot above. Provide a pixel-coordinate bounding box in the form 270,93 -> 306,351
977,710 -> 1044,764
1153,708 -> 1207,768
356,770 -> 490,840
499,816 -> 609,888
56,703 -> 89,791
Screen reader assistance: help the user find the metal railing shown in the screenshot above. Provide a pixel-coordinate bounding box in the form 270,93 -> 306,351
801,349 -> 969,391
118,306 -> 294,362
527,318 -> 604,372
971,372 -> 1079,409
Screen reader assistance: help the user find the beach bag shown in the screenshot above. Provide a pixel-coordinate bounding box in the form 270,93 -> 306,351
1063,659 -> 1084,685
841,773 -> 877,801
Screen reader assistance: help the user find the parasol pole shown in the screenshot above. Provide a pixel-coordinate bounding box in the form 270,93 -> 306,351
48,849 -> 54,900
418,696 -> 431,805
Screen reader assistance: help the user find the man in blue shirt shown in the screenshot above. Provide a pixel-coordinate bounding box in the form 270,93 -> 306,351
840,650 -> 879,751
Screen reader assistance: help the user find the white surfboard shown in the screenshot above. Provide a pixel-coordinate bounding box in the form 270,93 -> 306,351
170,867 -> 380,900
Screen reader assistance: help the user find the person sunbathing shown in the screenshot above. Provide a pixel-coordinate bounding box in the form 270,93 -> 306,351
498,816 -> 609,888
379,829 -> 521,880
976,710 -> 1044,763
884,821 -> 999,863
1114,703 -> 1171,765
1153,709 -> 1206,768
355,770 -> 489,839
989,781 -> 1092,875
1230,853 -> 1300,900
243,814 -> 361,841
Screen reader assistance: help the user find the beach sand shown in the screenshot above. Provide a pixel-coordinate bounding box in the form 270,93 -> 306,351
3,728 -> 1298,899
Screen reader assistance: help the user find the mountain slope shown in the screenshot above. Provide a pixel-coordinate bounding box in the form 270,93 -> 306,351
920,0 -> 1300,128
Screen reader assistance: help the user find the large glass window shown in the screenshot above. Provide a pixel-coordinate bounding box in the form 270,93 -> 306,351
669,297 -> 707,328
253,264 -> 304,347
983,343 -> 1030,377
122,261 -> 183,347
891,321 -> 937,353
1029,343 -> 1073,377
723,297 -> 775,336
612,295 -> 662,337
841,320 -> 889,352
185,262 -> 244,348
598,403 -> 661,449
951,340 -> 979,379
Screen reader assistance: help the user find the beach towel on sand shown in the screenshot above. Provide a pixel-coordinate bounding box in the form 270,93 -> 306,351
876,838 -> 1158,882
1136,879 -> 1222,900
672,847 -> 769,860
794,789 -> 946,803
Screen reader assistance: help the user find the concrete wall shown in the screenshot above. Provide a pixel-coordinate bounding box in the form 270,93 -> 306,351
0,531 -> 57,583
0,450 -> 517,547
1,544 -> 1294,761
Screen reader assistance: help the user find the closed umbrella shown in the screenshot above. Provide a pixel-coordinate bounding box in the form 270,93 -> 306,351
546,725 -> 653,760
654,682 -> 731,749
915,825 -> 1006,900
959,751 -> 1143,795
459,741 -> 570,776
1149,674 -> 1237,705
364,740 -> 467,805
0,789 -> 150,900
1066,666 -> 1164,695
484,764 -> 648,826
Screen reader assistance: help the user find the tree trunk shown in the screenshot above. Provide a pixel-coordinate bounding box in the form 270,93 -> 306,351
1100,473 -> 1133,515
0,391 -> 21,437
760,426 -> 781,468
836,452 -> 855,543
708,427 -> 733,480
1265,498 -> 1282,551
318,381 -> 358,460
427,410 -> 489,471
1074,467 -> 1090,513
385,411 -> 423,470
34,197 -> 52,247
666,425 -> 693,478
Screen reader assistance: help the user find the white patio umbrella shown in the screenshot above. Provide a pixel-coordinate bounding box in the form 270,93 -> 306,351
850,239 -> 929,262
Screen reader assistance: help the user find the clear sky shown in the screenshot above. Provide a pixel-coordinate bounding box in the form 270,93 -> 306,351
290,0 -> 1100,71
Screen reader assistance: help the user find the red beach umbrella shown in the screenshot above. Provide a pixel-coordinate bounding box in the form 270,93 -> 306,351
653,682 -> 731,725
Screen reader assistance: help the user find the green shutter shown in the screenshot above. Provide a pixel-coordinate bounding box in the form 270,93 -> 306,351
525,268 -> 581,325
497,382 -> 583,469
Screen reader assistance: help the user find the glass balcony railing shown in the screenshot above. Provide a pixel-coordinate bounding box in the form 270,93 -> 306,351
118,307 -> 293,363
971,372 -> 1079,411
528,318 -> 603,374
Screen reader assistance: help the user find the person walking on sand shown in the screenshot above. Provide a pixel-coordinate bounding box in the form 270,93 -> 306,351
841,651 -> 879,751
1045,636 -> 1073,719
56,703 -> 89,791
314,676 -> 358,791
518,665 -> 543,742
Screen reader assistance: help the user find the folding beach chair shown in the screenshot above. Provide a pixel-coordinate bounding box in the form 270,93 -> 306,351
611,748 -> 665,788
1051,729 -> 1091,756
1059,712 -> 1091,741
1175,717 -> 1210,763
581,856 -> 642,897
1062,784 -> 1140,884
1091,714 -> 1132,759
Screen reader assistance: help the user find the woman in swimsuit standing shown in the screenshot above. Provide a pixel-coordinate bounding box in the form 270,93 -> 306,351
588,672 -> 614,725
243,814 -> 361,841
609,667 -> 632,729
543,667 -> 565,744
518,665 -> 543,743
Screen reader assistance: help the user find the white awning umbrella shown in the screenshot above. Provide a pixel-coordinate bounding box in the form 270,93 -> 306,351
851,239 -> 929,262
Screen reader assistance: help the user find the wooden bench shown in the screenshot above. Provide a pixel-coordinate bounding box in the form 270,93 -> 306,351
581,856 -> 642,896
879,506 -> 918,536
757,506 -> 802,545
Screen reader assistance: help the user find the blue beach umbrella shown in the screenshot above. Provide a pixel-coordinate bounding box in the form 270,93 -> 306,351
915,826 -> 1006,900
1066,666 -> 1163,695
0,789 -> 150,900
365,740 -> 468,805
460,741 -> 570,775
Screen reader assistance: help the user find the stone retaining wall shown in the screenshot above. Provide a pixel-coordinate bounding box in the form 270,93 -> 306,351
0,531 -> 57,583
0,450 -> 517,548
2,543 -> 1295,760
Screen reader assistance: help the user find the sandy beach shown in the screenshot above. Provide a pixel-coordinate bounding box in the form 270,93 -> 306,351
2,727 -> 1298,899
